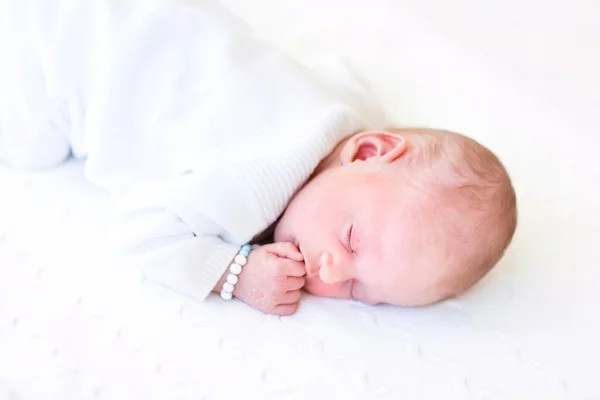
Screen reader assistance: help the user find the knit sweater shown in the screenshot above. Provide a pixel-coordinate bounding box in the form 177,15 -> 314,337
0,0 -> 387,300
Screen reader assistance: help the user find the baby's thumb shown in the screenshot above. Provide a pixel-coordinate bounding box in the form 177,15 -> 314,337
269,242 -> 304,262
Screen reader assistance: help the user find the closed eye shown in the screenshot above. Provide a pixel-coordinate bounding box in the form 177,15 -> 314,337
342,223 -> 355,256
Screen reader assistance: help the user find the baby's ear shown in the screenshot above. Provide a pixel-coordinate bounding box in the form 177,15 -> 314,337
341,131 -> 407,164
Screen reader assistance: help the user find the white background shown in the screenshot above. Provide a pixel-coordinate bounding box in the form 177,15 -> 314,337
1,0 -> 599,399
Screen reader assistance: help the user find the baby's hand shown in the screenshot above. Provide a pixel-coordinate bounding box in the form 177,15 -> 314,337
234,242 -> 306,316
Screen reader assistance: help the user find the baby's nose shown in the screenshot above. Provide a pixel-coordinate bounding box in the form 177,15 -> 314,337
305,252 -> 331,278
318,252 -> 348,284
320,252 -> 333,269
304,254 -> 320,277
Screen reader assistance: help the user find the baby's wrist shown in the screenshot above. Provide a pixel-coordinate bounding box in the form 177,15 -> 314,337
212,244 -> 252,299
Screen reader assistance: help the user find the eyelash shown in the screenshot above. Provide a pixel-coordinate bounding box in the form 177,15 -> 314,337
343,223 -> 356,255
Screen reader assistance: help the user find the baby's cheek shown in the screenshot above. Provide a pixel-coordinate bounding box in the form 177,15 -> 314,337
304,277 -> 349,299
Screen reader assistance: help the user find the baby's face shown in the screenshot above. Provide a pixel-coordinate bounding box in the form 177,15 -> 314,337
274,162 -> 454,307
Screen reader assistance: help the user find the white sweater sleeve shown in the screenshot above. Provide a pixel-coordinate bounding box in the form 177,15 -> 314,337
116,206 -> 239,300
113,167 -> 270,300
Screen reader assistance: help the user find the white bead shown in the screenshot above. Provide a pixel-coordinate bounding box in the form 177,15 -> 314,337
230,263 -> 242,275
226,274 -> 239,285
234,254 -> 247,266
222,282 -> 234,293
220,290 -> 232,300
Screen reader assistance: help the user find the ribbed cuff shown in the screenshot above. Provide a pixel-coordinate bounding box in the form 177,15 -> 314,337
196,241 -> 241,299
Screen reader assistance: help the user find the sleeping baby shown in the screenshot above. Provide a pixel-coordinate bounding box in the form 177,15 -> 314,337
0,0 -> 516,315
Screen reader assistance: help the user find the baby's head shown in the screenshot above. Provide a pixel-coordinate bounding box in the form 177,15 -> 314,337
274,128 -> 516,306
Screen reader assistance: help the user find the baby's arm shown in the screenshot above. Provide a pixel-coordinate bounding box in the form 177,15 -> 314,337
114,182 -> 306,315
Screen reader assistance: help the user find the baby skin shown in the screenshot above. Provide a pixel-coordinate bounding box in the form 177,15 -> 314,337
214,127 -> 517,315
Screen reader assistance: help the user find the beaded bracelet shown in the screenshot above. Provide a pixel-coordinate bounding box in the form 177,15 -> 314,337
220,244 -> 252,300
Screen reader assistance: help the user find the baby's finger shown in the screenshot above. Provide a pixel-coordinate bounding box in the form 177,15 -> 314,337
285,276 -> 306,291
272,302 -> 299,316
282,290 -> 302,304
283,260 -> 306,277
269,242 -> 304,262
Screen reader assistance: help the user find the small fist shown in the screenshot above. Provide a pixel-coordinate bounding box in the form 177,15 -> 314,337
233,242 -> 306,316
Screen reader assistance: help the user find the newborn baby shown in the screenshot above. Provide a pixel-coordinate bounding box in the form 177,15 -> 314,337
242,127 -> 516,313
273,128 -> 516,307
0,0 -> 516,315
